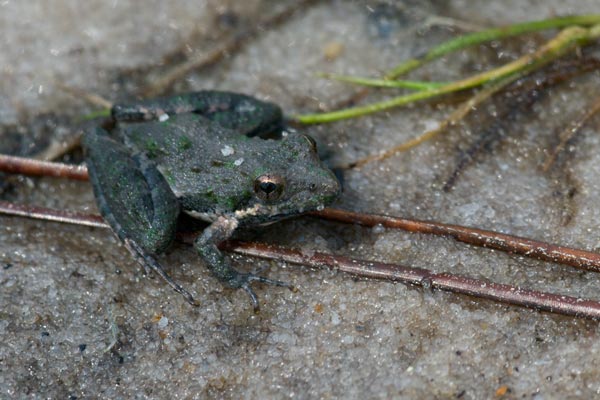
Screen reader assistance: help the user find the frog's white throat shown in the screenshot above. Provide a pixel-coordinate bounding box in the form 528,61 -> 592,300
183,209 -> 218,222
184,204 -> 263,223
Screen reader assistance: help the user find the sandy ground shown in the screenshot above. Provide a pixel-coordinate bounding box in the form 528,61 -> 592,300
2,1 -> 600,398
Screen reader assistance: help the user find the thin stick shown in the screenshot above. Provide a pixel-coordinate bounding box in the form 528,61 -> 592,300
2,200 -> 599,319
0,201 -> 106,228
33,134 -> 83,163
310,208 -> 600,272
103,303 -> 119,353
0,155 -> 89,181
225,240 -> 600,320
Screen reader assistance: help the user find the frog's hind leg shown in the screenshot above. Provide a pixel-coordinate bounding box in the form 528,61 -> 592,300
195,216 -> 295,312
111,91 -> 283,137
82,127 -> 198,306
125,239 -> 199,306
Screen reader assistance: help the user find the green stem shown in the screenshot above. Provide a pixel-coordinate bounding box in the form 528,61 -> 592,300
322,73 -> 447,90
386,14 -> 600,79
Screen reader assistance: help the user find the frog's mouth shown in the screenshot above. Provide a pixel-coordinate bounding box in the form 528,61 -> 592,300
234,203 -> 295,226
236,200 -> 328,227
256,214 -> 295,226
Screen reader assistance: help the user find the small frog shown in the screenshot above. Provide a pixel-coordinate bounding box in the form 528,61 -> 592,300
82,91 -> 340,310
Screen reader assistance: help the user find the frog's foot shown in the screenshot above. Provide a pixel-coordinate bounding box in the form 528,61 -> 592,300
125,239 -> 200,307
231,272 -> 296,313
196,216 -> 296,311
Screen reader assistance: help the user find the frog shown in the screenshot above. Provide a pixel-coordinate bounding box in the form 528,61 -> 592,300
82,91 -> 341,311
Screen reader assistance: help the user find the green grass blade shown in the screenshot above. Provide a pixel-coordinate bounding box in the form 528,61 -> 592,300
322,73 -> 447,90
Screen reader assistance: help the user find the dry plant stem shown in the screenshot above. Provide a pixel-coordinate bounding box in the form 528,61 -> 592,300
226,240 -> 600,320
2,200 -> 600,319
33,134 -> 83,162
143,39 -> 238,97
346,74 -> 517,169
349,55 -> 600,170
143,0 -> 318,97
2,155 -> 600,270
54,82 -> 113,109
311,208 -> 600,272
543,95 -> 600,171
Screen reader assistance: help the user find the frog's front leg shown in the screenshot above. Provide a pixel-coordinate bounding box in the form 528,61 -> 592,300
195,215 -> 294,312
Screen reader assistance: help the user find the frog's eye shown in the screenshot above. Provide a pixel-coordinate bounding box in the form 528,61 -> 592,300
303,135 -> 318,152
254,174 -> 285,202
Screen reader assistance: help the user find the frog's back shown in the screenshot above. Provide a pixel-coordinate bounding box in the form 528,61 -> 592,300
117,113 -> 279,216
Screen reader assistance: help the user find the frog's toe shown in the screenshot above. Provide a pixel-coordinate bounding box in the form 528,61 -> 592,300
240,283 -> 260,313
145,260 -> 200,307
126,239 -> 200,307
246,273 -> 295,290
235,273 -> 296,312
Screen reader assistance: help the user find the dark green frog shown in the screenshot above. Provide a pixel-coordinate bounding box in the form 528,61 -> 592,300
82,91 -> 340,310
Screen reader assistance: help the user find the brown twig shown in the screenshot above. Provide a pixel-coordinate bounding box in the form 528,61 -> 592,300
225,240 -> 600,320
0,155 -> 89,181
310,208 -> 600,272
2,200 -> 600,319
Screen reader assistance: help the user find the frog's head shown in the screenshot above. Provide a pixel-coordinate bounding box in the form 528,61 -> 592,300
248,133 -> 341,223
